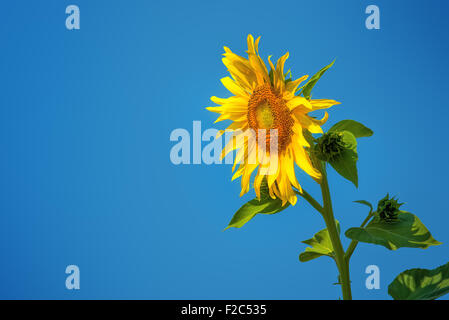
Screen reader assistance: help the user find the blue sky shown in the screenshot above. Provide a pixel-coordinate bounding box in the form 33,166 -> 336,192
0,0 -> 448,299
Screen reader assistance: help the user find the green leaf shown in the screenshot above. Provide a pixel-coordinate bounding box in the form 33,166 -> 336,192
328,131 -> 358,187
299,221 -> 340,262
329,120 -> 373,138
354,200 -> 373,214
388,262 -> 449,300
345,211 -> 441,250
301,60 -> 335,100
225,181 -> 289,229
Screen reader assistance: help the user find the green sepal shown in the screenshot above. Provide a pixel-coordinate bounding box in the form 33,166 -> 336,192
345,211 -> 441,250
301,60 -> 335,100
388,262 -> 449,300
299,221 -> 340,262
329,120 -> 373,138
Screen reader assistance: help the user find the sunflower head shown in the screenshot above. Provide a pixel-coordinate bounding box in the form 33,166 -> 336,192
207,35 -> 340,205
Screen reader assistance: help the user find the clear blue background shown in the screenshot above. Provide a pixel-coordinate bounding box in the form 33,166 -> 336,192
0,0 -> 448,299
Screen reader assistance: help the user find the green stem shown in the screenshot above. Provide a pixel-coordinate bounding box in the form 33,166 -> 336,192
319,162 -> 352,300
345,213 -> 373,262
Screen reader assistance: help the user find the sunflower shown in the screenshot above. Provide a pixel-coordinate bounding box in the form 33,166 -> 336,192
207,35 -> 340,205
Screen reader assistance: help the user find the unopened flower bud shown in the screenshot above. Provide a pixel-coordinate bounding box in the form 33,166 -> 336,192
314,132 -> 345,162
377,194 -> 403,223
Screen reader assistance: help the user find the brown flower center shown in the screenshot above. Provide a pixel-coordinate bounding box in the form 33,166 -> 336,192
247,84 -> 294,152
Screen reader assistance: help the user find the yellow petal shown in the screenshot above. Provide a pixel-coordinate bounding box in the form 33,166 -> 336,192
213,112 -> 247,124
274,52 -> 289,92
255,36 -> 261,53
292,142 -> 321,180
283,151 -> 300,190
276,169 -> 297,206
266,154 -> 280,188
210,95 -> 248,106
222,51 -> 258,90
285,75 -> 308,94
293,111 -> 329,134
221,77 -> 249,97
267,55 -> 278,88
247,34 -> 257,55
254,172 -> 264,199
286,96 -> 313,111
240,163 -> 258,197
232,164 -> 245,181
220,132 -> 245,159
291,123 -> 310,147
246,35 -> 269,85
310,99 -> 341,110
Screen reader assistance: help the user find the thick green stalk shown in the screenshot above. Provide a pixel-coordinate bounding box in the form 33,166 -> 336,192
319,162 -> 352,300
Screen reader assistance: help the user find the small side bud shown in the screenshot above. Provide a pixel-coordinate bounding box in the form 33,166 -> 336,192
314,132 -> 346,162
377,194 -> 403,223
